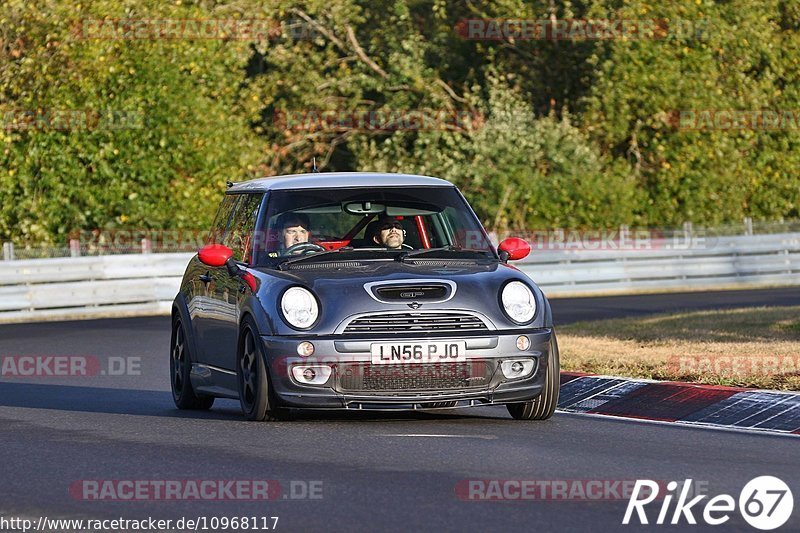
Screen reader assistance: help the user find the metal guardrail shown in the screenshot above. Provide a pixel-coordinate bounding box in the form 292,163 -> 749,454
517,232 -> 800,295
0,253 -> 193,322
0,232 -> 798,323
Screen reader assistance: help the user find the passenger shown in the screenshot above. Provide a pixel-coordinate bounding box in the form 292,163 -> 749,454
369,215 -> 407,250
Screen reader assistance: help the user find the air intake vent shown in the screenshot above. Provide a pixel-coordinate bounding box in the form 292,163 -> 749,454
407,260 -> 477,267
286,261 -> 365,270
366,280 -> 455,303
375,285 -> 447,301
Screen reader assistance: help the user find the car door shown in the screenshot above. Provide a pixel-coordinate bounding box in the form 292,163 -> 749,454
190,193 -> 238,364
202,193 -> 263,371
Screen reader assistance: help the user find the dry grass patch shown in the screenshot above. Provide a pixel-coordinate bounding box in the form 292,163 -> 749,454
558,306 -> 800,390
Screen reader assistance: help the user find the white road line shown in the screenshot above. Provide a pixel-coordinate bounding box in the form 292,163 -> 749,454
378,433 -> 498,440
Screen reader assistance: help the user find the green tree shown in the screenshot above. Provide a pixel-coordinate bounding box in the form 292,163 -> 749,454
0,0 -> 265,243
581,0 -> 800,224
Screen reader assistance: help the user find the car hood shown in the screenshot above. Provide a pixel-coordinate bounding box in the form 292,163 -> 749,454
250,260 -> 550,335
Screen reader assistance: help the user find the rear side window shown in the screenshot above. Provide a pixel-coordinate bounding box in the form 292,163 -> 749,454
208,195 -> 238,244
224,193 -> 263,262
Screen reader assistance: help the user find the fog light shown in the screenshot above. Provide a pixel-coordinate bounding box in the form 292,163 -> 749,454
291,365 -> 332,385
297,341 -> 315,357
500,359 -> 535,379
516,335 -> 530,351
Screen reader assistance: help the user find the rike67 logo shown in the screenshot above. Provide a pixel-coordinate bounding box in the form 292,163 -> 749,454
623,477 -> 793,530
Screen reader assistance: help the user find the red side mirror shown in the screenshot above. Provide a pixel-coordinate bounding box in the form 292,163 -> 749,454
498,237 -> 531,261
198,244 -> 233,267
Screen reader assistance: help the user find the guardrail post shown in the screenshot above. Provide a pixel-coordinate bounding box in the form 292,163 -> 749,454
744,217 -> 753,236
141,238 -> 152,254
69,239 -> 81,257
3,242 -> 14,261
682,221 -> 693,243
784,247 -> 792,275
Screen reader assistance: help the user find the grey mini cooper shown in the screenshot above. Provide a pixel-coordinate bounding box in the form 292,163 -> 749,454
171,172 -> 559,421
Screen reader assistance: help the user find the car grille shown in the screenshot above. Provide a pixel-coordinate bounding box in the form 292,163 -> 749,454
343,312 -> 488,334
337,361 -> 493,393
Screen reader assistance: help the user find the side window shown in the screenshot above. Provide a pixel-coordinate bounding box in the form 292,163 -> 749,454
224,194 -> 263,262
424,213 -> 448,248
208,195 -> 238,244
440,208 -> 491,249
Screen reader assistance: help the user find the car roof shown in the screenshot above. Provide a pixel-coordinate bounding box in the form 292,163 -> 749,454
226,172 -> 454,193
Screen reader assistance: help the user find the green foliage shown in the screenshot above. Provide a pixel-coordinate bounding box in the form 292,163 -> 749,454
581,0 -> 800,224
350,75 -> 640,229
1,0 -> 798,243
0,0 -> 264,243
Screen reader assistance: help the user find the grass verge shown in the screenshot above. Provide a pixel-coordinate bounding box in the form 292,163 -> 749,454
558,306 -> 800,391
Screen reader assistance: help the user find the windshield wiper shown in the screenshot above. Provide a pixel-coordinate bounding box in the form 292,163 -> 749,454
396,245 -> 493,262
277,247 -> 353,269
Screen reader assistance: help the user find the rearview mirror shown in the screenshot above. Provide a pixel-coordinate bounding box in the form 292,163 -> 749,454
344,201 -> 385,214
498,238 -> 531,262
198,244 -> 233,267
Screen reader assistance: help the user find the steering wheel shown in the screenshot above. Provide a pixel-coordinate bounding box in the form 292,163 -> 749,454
284,242 -> 326,255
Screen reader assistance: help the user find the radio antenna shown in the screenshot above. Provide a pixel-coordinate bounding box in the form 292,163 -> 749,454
311,157 -> 319,173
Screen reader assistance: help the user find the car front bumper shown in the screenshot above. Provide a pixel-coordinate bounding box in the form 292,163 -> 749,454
261,328 -> 553,409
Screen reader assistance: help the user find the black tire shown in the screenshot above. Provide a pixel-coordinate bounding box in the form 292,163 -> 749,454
171,316 -> 214,410
507,331 -> 560,420
237,319 -> 292,422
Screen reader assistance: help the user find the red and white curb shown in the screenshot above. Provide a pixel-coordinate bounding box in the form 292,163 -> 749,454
558,372 -> 800,435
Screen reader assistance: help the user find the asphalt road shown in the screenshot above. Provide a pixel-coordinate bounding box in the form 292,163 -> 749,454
549,286 -> 800,324
1,288 -> 798,532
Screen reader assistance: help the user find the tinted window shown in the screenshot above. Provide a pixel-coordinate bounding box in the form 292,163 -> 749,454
254,187 -> 495,265
224,193 -> 263,262
207,194 -> 238,244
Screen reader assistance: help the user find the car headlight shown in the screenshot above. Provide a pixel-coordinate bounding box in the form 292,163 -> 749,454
280,287 -> 319,329
501,281 -> 536,324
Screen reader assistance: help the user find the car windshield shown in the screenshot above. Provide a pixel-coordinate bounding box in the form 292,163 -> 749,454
253,186 -> 496,266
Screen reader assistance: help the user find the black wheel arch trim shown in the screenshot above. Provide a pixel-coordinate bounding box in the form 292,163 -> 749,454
172,294 -> 199,366
541,295 -> 553,328
239,295 -> 276,338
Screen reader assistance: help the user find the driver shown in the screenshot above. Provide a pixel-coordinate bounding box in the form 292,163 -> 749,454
277,212 -> 310,254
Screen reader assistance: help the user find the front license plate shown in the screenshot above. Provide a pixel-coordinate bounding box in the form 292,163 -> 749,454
370,341 -> 467,364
